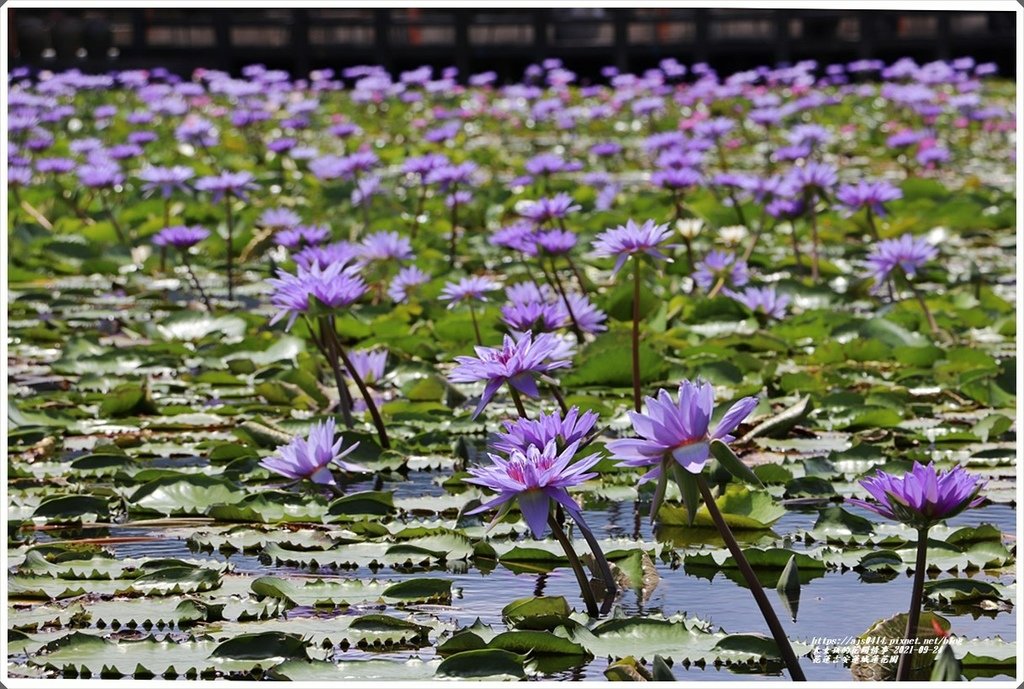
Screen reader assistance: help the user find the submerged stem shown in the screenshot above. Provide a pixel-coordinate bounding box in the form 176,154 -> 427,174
548,513 -> 599,617
696,475 -> 806,681
895,528 -> 930,681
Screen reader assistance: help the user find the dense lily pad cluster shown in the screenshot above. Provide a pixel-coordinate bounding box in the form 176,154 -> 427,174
6,54 -> 1016,682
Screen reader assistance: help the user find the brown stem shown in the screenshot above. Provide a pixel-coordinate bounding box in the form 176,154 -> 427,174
895,528 -> 929,681
697,475 -> 806,681
327,319 -> 390,448
548,513 -> 599,617
311,316 -> 356,429
547,257 -> 585,342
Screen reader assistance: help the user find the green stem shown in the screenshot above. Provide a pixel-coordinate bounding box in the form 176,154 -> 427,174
548,383 -> 568,415
895,528 -> 930,681
468,303 -> 483,346
508,385 -> 528,419
805,192 -> 820,282
902,272 -> 940,337
101,193 -> 129,247
547,513 -> 599,617
631,257 -> 643,413
696,475 -> 806,681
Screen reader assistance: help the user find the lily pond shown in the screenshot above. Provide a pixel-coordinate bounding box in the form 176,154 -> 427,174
5,58 -> 1018,683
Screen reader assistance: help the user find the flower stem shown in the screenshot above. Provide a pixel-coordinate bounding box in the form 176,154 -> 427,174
547,257 -> 585,342
224,194 -> 235,301
548,513 -> 599,617
547,382 -> 569,415
707,274 -> 727,300
326,318 -> 390,449
100,193 -> 129,247
565,255 -> 589,296
902,272 -> 940,336
696,475 -> 806,681
805,192 -> 820,282
180,252 -> 213,312
468,303 -> 483,346
895,527 -> 930,682
631,256 -> 643,413
448,197 -> 459,269
573,514 -> 618,597
312,316 -> 355,429
864,207 -> 881,240
508,385 -> 528,419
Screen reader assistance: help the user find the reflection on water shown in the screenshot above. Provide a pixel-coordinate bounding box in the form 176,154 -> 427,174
102,483 -> 1016,682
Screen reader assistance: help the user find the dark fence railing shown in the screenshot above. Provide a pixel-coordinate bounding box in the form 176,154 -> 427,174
8,8 -> 1017,80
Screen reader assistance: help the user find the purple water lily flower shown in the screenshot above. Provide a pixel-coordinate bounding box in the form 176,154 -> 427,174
78,160 -> 124,188
292,241 -> 360,271
358,230 -> 413,262
346,348 -> 388,385
491,406 -> 600,455
388,266 -> 431,303
519,193 -> 581,225
835,180 -> 903,217
535,229 -> 577,256
259,418 -> 367,485
726,285 -> 790,320
195,171 -> 257,202
607,380 -> 758,479
152,225 -> 210,249
848,462 -> 985,528
259,207 -> 303,230
465,439 -> 601,537
137,165 -> 194,198
591,219 -> 674,274
694,250 -> 749,293
449,331 -> 575,418
440,276 -> 500,307
268,261 -> 367,330
502,299 -> 565,333
864,233 -> 937,289
275,224 -> 331,250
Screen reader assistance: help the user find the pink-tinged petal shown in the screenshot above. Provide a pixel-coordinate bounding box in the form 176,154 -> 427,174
711,396 -> 758,439
518,490 -> 551,538
672,441 -> 711,474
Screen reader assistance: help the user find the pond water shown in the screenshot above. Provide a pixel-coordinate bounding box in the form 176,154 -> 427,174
101,470 -> 1016,682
